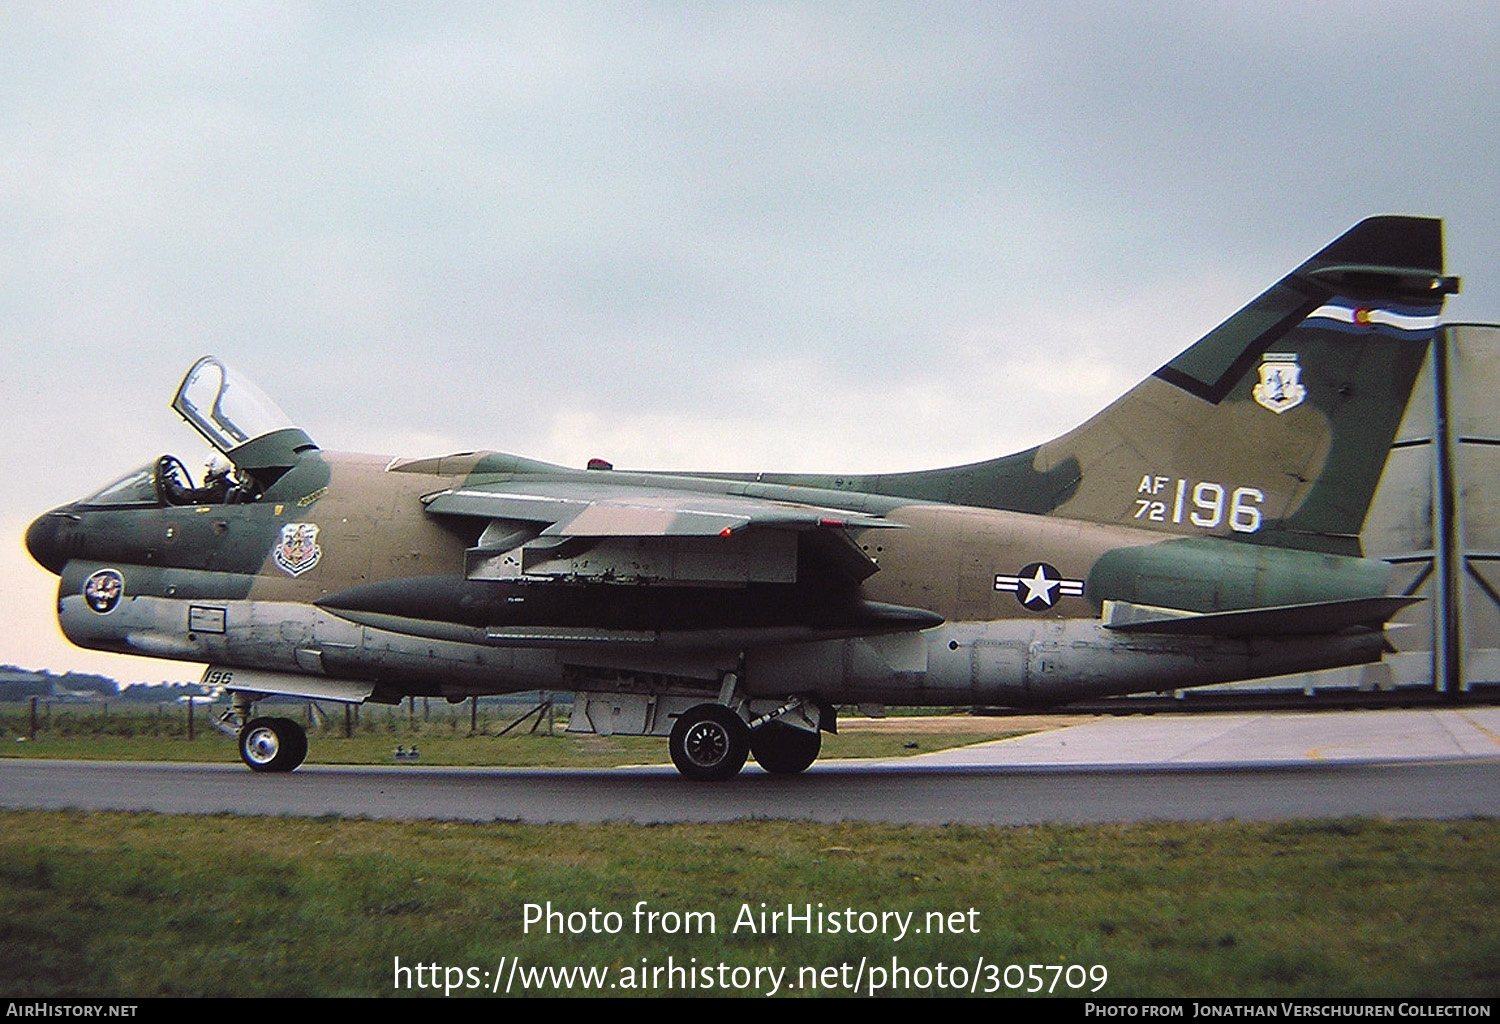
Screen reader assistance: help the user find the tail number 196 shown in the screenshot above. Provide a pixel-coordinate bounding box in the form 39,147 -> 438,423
1133,476 -> 1264,533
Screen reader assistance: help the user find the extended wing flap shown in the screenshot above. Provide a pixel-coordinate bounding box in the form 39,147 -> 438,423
541,500 -> 745,537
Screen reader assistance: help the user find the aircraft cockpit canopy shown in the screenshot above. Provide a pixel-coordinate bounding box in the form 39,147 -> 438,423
79,463 -> 162,507
171,356 -> 317,482
173,356 -> 299,454
79,455 -> 248,508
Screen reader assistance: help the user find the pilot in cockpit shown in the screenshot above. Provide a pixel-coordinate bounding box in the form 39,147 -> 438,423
153,454 -> 248,506
201,456 -> 234,503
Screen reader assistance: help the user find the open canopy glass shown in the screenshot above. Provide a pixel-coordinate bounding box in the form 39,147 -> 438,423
171,356 -> 298,454
171,356 -> 316,476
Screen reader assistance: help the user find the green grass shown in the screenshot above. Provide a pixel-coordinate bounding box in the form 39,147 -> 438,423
1,811 -> 1496,998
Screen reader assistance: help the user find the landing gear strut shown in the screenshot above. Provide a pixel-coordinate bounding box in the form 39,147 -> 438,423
238,716 -> 308,772
669,703 -> 750,781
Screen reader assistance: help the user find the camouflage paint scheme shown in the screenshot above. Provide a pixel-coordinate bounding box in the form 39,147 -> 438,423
26,216 -> 1458,778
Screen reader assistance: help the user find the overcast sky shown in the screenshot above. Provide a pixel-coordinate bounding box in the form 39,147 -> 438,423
4,3 -> 1498,683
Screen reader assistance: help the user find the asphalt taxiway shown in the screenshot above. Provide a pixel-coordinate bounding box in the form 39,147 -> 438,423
2,707 -> 1498,824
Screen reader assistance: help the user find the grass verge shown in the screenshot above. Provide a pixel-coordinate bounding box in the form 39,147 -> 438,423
1,811 -> 1495,997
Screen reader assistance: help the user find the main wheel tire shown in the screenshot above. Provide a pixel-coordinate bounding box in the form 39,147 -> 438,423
750,721 -> 822,775
239,716 -> 308,772
669,704 -> 749,781
271,717 -> 308,770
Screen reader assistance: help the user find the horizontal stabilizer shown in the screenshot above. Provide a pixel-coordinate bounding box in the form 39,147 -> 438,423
1102,596 -> 1420,636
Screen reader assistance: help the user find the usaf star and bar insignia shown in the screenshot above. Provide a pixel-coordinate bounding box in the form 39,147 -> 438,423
994,562 -> 1085,610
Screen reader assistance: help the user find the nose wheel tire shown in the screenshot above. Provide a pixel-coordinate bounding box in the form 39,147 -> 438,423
669,704 -> 750,781
239,716 -> 308,772
750,721 -> 822,775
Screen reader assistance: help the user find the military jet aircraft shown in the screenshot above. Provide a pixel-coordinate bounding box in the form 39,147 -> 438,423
26,216 -> 1458,779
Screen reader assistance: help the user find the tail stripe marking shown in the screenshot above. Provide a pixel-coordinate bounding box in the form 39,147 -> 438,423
1304,300 -> 1441,335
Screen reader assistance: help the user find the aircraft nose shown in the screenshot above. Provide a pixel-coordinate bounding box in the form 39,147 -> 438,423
25,509 -> 72,576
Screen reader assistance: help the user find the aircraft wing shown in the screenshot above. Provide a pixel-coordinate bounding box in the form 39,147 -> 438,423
423,482 -> 899,537
421,480 -> 904,585
314,478 -> 940,646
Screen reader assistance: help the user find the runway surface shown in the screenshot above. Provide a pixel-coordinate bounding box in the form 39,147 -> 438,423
3,707 -> 1499,824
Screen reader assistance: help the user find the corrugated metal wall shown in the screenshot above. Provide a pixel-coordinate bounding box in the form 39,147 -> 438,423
1363,324 -> 1500,691
1444,323 -> 1499,687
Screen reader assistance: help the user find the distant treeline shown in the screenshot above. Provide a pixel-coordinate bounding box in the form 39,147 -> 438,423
0,666 -> 210,703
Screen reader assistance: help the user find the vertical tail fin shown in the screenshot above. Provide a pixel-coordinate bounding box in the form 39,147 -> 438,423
869,216 -> 1458,555
1043,215 -> 1456,554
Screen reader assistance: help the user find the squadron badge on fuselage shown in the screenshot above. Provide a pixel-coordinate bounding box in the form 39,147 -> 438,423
83,568 -> 124,613
272,522 -> 323,577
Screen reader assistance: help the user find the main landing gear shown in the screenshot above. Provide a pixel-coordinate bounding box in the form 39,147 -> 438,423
237,715 -> 308,773
669,704 -> 749,781
668,702 -> 823,781
749,721 -> 821,776
225,691 -> 308,772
